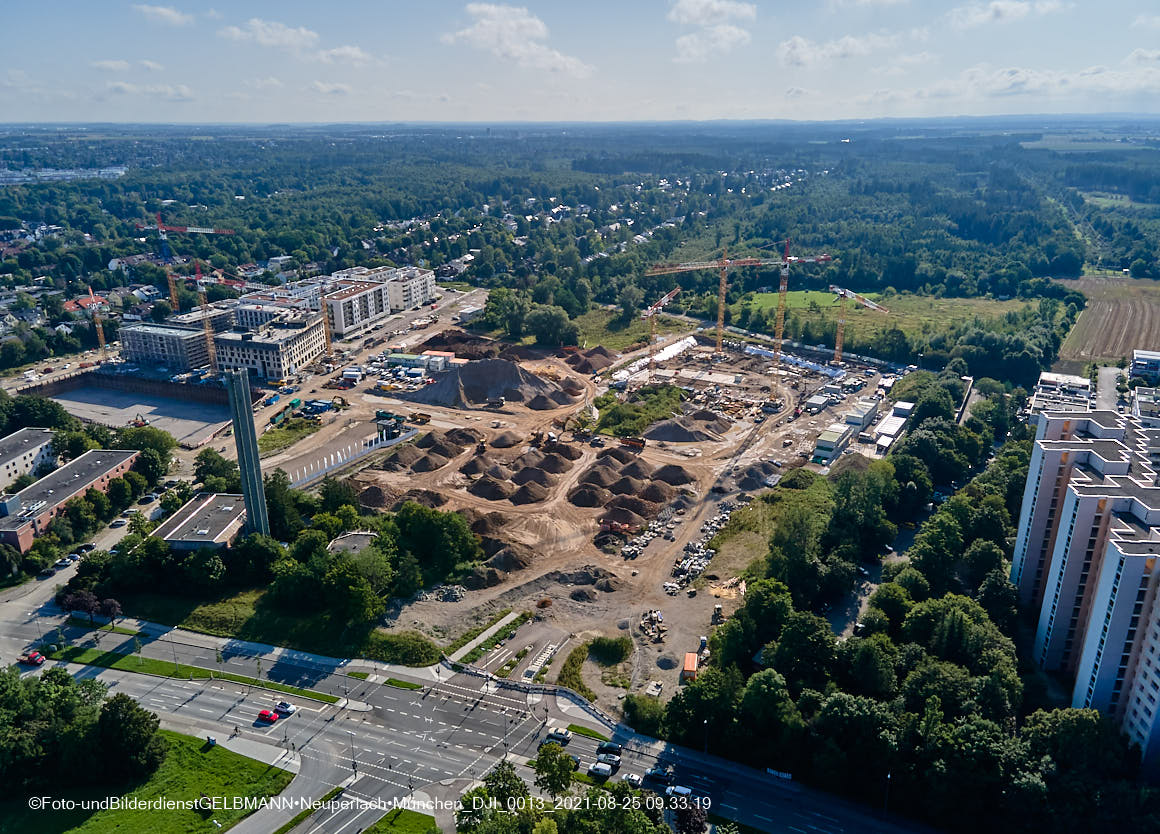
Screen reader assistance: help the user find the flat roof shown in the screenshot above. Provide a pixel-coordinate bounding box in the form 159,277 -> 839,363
0,427 -> 53,464
153,492 -> 245,543
0,449 -> 137,530
1134,349 -> 1160,361
325,280 -> 383,300
121,323 -> 203,338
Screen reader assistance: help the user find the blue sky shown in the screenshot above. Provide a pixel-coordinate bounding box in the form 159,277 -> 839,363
3,1 -> 1160,122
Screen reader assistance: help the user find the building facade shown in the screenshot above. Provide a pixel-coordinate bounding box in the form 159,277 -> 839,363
225,369 -> 270,537
1011,410 -> 1160,773
119,323 -> 210,372
215,312 -> 326,380
385,266 -> 436,311
168,304 -> 236,333
1133,349 -> 1160,381
325,279 -> 391,338
0,428 -> 55,492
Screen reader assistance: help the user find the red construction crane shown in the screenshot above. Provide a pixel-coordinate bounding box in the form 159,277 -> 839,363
829,284 -> 888,364
135,212 -> 234,263
648,248 -> 781,354
640,286 -> 681,383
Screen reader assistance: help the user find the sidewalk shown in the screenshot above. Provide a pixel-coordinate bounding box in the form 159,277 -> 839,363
448,611 -> 521,662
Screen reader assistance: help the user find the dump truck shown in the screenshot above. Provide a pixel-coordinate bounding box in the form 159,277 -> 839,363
410,412 -> 431,425
619,436 -> 646,451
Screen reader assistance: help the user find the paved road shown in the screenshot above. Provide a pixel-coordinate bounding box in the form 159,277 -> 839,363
1096,365 -> 1121,412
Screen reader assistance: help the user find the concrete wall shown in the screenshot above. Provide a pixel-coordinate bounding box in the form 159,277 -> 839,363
18,369 -> 259,407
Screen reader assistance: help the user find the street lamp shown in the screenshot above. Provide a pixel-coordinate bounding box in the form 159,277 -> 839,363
702,719 -> 709,754
347,730 -> 357,771
884,771 -> 891,813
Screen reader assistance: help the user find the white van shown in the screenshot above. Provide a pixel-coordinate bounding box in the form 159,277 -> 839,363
665,785 -> 693,798
588,762 -> 613,778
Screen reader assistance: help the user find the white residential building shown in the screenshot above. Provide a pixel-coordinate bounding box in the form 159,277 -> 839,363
1012,409 -> 1160,774
385,265 -> 436,312
214,312 -> 326,380
0,428 -> 55,491
324,279 -> 391,338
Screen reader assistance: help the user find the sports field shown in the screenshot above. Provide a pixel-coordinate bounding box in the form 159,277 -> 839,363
743,290 -> 1031,342
1057,276 -> 1160,370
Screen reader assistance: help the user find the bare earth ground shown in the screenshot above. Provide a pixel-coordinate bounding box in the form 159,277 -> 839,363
50,385 -> 230,447
1057,275 -> 1160,372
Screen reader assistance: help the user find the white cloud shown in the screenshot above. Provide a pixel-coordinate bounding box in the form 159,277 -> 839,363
107,81 -> 193,102
674,24 -> 751,63
1133,14 -> 1160,28
246,76 -> 284,90
310,81 -> 351,96
91,60 -> 130,72
901,62 -> 1160,102
1126,49 -> 1160,65
132,4 -> 193,26
139,60 -> 164,71
880,50 -> 936,75
667,0 -> 756,26
206,8 -> 222,19
219,19 -> 320,50
831,0 -> 907,5
778,32 -> 900,67
668,0 -> 755,62
950,1 -> 1063,28
315,45 -> 372,65
443,4 -> 593,78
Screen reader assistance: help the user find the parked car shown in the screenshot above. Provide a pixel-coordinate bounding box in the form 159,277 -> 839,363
622,773 -> 642,787
274,701 -> 296,715
66,553 -> 80,562
53,558 -> 70,569
257,710 -> 279,722
110,519 -> 127,528
596,753 -> 621,769
588,762 -> 613,778
546,727 -> 572,743
18,651 -> 46,666
77,543 -> 97,553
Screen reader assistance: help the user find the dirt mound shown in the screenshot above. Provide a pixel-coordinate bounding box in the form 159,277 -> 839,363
608,494 -> 659,518
619,458 -> 654,479
601,506 -> 646,528
469,477 -> 514,501
571,587 -> 598,602
486,543 -> 535,572
539,453 -> 573,474
445,427 -> 484,447
644,417 -> 720,443
561,379 -> 585,396
734,461 -> 783,491
579,463 -> 619,487
512,467 -> 556,486
427,440 -> 464,459
487,463 -> 513,480
568,484 -> 611,507
653,463 -> 696,485
656,653 -> 679,670
640,480 -> 676,503
490,430 -> 522,448
544,442 -> 583,460
550,390 -> 576,405
690,408 -> 720,422
415,432 -> 438,449
382,444 -> 424,471
358,484 -> 390,508
411,453 -> 449,473
565,347 -> 615,374
394,489 -> 447,509
469,512 -> 507,536
609,475 -> 647,496
464,567 -> 506,590
459,456 -> 492,476
527,394 -> 556,411
403,358 -> 567,410
556,565 -> 618,585
595,576 -> 623,593
597,446 -> 638,464
514,449 -> 545,469
418,328 -> 499,360
511,481 -> 550,504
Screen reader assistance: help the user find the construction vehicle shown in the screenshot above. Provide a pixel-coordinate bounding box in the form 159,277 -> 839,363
486,397 -> 506,409
128,414 -> 149,427
410,412 -> 431,425
331,396 -> 349,408
712,604 -> 725,624
828,285 -> 889,364
531,430 -> 544,446
640,286 -> 681,383
619,436 -> 646,451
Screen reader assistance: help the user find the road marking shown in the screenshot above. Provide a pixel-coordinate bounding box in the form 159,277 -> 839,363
755,815 -> 772,823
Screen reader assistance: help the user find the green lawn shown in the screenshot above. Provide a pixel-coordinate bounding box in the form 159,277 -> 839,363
557,644 -> 596,701
573,308 -> 686,352
0,730 -> 293,834
384,677 -> 424,691
114,587 -> 440,667
258,417 -> 321,456
66,616 -> 142,636
567,723 -> 610,742
44,645 -> 339,704
364,807 -> 440,833
347,671 -> 370,680
739,290 -> 1030,344
445,609 -> 513,653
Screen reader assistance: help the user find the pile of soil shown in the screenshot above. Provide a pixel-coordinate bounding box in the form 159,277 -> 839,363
469,511 -> 507,536
490,430 -> 523,448
459,456 -> 492,476
469,477 -> 514,501
656,654 -> 679,670
640,481 -> 676,503
598,446 -> 638,465
497,344 -> 542,361
515,449 -> 546,469
550,389 -> 577,405
486,463 -> 513,480
511,482 -> 550,504
643,417 -> 721,443
418,328 -> 500,360
394,489 -> 447,509
445,427 -> 484,446
539,453 -> 573,474
486,543 -> 535,572
527,394 -> 557,410
734,461 -> 783,491
565,346 -> 616,374
404,358 -> 569,410
595,576 -> 623,592
568,484 -> 611,507
653,463 -> 696,485
689,408 -> 733,435
416,432 -> 438,449
601,506 -> 646,528
571,588 -> 598,602
464,567 -> 506,590
608,494 -> 659,518
560,379 -> 585,396
411,453 -> 449,473
381,444 -> 424,471
426,440 -> 464,459
544,442 -> 583,461
512,467 -> 556,486
556,565 -> 619,585
358,484 -> 390,508
609,475 -> 647,496
620,458 -> 654,479
579,463 -> 619,487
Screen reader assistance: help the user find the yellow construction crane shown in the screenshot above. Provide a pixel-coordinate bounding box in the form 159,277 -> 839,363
166,271 -> 181,311
194,261 -> 217,372
647,248 -> 781,355
640,286 -> 680,383
320,291 -> 333,356
829,285 -> 888,364
85,286 -> 108,359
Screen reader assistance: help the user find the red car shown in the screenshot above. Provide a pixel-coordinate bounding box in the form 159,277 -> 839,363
257,709 -> 279,722
18,651 -> 45,666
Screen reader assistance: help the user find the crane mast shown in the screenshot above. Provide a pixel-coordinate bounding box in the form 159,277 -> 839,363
640,287 -> 681,384
829,284 -> 888,364
195,261 -> 217,373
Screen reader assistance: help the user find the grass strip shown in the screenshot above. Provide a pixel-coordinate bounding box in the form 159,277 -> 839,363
445,608 -> 513,653
270,786 -> 345,834
45,645 -> 339,704
384,677 -> 423,691
66,616 -> 142,636
567,723 -> 610,742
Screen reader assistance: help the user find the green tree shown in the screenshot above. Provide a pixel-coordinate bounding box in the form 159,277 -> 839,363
96,693 -> 167,779
533,741 -> 575,799
525,304 -> 579,346
134,448 -> 168,485
736,669 -> 805,768
768,612 -> 835,695
483,759 -> 528,807
319,476 -> 359,513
